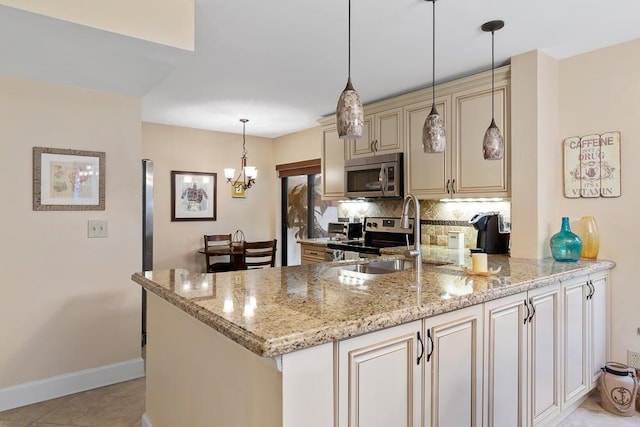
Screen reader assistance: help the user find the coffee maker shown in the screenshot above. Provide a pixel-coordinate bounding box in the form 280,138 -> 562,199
469,212 -> 510,254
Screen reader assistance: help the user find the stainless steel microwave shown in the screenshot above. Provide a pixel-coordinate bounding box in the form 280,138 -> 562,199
344,153 -> 403,199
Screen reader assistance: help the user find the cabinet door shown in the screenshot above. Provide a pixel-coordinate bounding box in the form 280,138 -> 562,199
321,125 -> 346,199
451,79 -> 509,197
404,97 -> 451,198
337,321 -> 421,427
589,272 -> 609,386
347,115 -> 375,159
562,277 -> 589,406
528,283 -> 561,426
424,304 -> 483,427
484,294 -> 528,427
375,107 -> 403,154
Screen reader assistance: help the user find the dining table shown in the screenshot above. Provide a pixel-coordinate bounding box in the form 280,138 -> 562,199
197,244 -> 246,271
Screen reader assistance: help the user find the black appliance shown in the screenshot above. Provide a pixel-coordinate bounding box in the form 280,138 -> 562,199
327,217 -> 414,256
469,212 -> 510,254
344,153 -> 403,199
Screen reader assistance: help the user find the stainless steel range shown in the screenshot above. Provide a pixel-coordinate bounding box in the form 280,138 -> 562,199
327,217 -> 416,258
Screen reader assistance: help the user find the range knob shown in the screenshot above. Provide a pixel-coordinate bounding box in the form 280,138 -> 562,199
366,222 -> 372,228
372,222 -> 378,228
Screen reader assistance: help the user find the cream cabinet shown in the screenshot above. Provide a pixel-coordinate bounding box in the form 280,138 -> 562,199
528,284 -> 562,426
561,271 -> 610,408
405,69 -> 510,199
321,124 -> 346,200
300,243 -> 326,264
483,283 -> 562,427
336,321 -> 422,427
588,272 -> 609,387
423,304 -> 483,427
483,293 -> 528,427
347,107 -> 403,159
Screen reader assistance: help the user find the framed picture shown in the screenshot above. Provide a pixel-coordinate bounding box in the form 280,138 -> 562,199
232,182 -> 247,198
33,147 -> 106,211
171,170 -> 217,221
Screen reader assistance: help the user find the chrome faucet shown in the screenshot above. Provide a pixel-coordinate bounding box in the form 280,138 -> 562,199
400,194 -> 422,275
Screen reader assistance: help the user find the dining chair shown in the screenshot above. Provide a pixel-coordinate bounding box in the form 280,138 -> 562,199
243,239 -> 277,269
203,234 -> 233,273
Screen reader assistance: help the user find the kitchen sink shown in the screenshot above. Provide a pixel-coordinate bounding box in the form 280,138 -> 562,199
340,259 -> 409,275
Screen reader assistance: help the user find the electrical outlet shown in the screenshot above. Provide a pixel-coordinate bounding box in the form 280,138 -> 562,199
627,350 -> 640,370
88,220 -> 108,238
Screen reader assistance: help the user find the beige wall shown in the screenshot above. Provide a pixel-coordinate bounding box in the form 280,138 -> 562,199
510,50 -> 560,259
142,123 -> 276,273
0,76 -> 142,388
0,0 -> 194,50
557,39 -> 640,361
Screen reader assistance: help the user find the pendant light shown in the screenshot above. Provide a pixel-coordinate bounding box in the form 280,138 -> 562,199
224,119 -> 258,192
481,20 -> 505,160
336,0 -> 364,140
422,0 -> 446,153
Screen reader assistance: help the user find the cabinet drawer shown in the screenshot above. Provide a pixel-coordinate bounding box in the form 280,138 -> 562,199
301,246 -> 327,262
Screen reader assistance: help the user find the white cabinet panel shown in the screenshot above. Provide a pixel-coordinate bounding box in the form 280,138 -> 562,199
321,124 -> 346,199
589,273 -> 609,385
337,321 -> 421,427
484,293 -> 527,427
529,284 -> 561,425
424,304 -> 483,427
562,279 -> 589,406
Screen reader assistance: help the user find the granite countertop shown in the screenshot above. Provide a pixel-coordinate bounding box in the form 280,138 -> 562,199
131,250 -> 614,358
296,237 -> 332,247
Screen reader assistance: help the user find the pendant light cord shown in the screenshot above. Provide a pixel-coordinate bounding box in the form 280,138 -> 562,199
491,29 -> 495,120
431,0 -> 436,106
348,0 -> 351,81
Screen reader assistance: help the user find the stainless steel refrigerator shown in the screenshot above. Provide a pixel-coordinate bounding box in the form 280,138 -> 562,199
142,159 -> 154,346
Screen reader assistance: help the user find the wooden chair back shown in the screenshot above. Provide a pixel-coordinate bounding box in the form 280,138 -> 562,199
203,234 -> 232,272
244,239 -> 277,269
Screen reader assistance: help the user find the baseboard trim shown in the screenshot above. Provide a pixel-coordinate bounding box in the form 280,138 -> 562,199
141,413 -> 154,427
0,357 -> 145,411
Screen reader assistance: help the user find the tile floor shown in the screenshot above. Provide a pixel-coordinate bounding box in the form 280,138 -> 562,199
1,373 -> 638,427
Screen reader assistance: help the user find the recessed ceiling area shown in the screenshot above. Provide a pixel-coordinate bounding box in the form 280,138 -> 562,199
2,0 -> 640,138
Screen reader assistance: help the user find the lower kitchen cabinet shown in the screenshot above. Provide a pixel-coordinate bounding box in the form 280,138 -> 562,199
484,293 -> 528,427
561,271 -> 610,408
300,243 -> 327,264
424,304 -> 484,427
528,284 -> 562,426
483,284 -> 562,427
588,271 -> 609,387
337,321 -> 422,427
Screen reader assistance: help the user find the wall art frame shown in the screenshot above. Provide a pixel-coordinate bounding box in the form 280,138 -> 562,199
33,146 -> 106,211
171,170 -> 217,221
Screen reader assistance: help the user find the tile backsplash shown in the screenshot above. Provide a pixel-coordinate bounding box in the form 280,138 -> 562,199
338,199 -> 511,249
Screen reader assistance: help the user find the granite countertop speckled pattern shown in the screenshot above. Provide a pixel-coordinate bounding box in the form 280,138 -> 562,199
296,238 -> 332,247
132,247 -> 614,358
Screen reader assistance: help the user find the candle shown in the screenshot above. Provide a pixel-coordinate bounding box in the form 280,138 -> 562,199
472,253 -> 488,273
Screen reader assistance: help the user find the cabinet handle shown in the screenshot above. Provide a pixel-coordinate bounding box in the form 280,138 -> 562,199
416,331 -> 425,365
451,179 -> 456,194
426,328 -> 434,362
446,179 -> 451,194
528,297 -> 536,323
374,139 -> 378,152
587,280 -> 595,300
524,299 -> 530,325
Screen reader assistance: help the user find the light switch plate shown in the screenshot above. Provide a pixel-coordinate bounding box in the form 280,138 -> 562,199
88,220 -> 108,238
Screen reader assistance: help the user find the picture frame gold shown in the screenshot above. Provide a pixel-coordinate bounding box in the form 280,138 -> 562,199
232,183 -> 247,198
33,147 -> 106,211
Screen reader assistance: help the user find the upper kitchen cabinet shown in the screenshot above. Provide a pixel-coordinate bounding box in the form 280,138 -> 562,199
405,66 -> 510,199
347,107 -> 403,159
321,124 -> 346,200
405,96 -> 451,198
451,77 -> 509,198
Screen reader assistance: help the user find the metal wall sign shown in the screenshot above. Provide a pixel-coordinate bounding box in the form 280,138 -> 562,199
563,131 -> 621,198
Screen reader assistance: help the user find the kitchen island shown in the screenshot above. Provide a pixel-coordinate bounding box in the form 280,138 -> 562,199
132,250 -> 614,427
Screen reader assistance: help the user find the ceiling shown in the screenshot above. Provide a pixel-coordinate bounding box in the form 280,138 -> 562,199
2,0 -> 640,138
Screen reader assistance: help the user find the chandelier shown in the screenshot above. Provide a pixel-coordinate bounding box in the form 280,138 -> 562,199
224,119 -> 258,192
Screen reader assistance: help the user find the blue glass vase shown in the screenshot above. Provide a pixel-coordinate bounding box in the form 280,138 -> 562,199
550,217 -> 583,262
